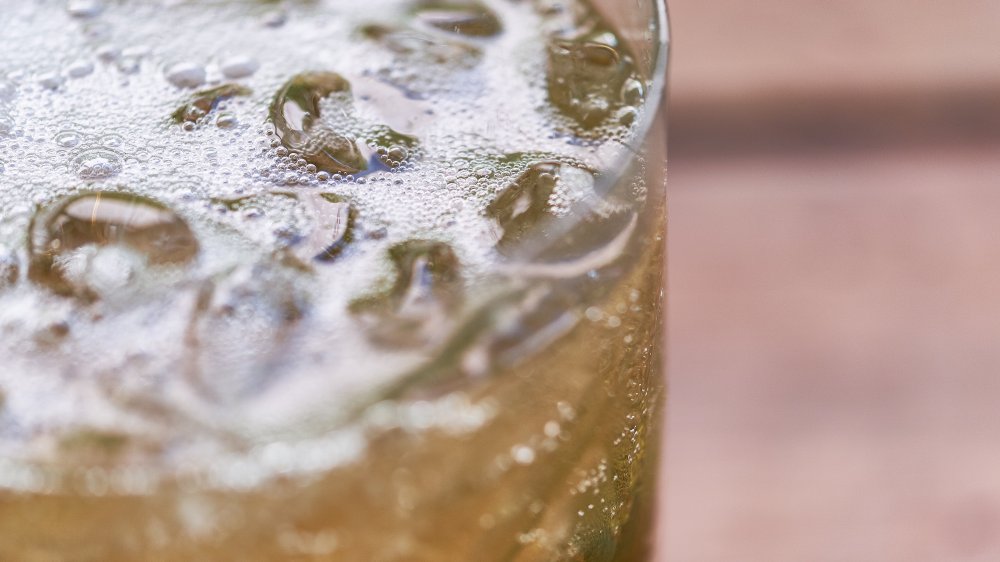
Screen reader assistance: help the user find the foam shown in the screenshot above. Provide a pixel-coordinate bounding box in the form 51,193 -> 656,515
0,0 -> 646,480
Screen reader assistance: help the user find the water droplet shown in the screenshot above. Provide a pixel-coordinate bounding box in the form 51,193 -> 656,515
0,81 -> 15,102
66,0 -> 103,18
28,192 -> 199,298
220,56 -> 259,79
67,59 -> 95,79
95,44 -> 121,62
215,113 -> 238,128
72,148 -> 123,179
100,133 -> 124,147
55,130 -> 82,147
165,61 -> 206,89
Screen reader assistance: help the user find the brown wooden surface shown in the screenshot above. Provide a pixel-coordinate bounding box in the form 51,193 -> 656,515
658,0 -> 1000,559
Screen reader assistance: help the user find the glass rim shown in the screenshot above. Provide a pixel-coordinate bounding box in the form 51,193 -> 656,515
601,0 -> 669,197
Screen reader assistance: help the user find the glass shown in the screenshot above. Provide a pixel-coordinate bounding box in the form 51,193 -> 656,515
0,1 -> 669,560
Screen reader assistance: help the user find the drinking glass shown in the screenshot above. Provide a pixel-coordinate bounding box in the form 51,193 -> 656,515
0,1 -> 669,560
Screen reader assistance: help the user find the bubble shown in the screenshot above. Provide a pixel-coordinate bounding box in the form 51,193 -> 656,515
95,44 -> 121,62
72,148 -> 123,179
216,113 -> 238,129
55,130 -> 82,147
28,192 -> 199,299
165,61 -> 207,89
614,105 -> 638,126
261,8 -> 288,28
66,0 -> 103,18
99,133 -> 124,148
511,445 -> 536,465
0,116 -> 14,137
66,59 -> 95,79
220,56 -> 260,79
38,72 -> 65,90
0,81 -> 15,102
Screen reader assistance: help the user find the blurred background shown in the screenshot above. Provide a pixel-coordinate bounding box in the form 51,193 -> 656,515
658,1 -> 1000,560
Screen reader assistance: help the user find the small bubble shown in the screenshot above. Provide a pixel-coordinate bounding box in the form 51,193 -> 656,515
38,72 -> 65,90
100,134 -> 124,147
117,57 -> 141,75
66,0 -> 103,18
67,60 -> 95,79
220,56 -> 260,79
512,445 -> 536,465
557,401 -> 576,421
261,8 -> 288,28
95,44 -> 121,62
0,81 -> 15,101
544,421 -> 561,438
165,62 -> 206,89
216,113 -> 238,129
55,131 -> 82,148
0,116 -> 14,137
72,148 -> 123,179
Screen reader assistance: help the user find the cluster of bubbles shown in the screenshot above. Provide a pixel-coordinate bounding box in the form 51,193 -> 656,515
0,0 -> 648,478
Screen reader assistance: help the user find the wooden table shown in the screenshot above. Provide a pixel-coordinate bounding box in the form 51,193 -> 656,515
659,1 -> 1000,559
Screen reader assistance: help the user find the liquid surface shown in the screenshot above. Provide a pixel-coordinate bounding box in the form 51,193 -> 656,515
0,0 -> 650,483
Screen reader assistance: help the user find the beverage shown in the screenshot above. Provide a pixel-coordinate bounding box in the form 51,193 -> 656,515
0,0 -> 668,559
